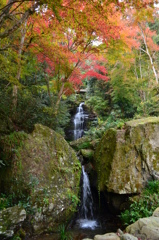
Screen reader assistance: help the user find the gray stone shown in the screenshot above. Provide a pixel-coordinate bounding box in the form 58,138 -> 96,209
82,239 -> 93,240
0,206 -> 26,239
153,207 -> 159,217
126,216 -> 159,240
94,232 -> 120,240
121,233 -> 138,240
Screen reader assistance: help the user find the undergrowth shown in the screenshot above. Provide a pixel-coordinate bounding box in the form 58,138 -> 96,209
120,180 -> 159,226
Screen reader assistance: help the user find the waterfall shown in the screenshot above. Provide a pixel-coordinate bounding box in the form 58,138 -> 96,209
74,103 -> 98,230
81,166 -> 94,219
74,102 -> 87,140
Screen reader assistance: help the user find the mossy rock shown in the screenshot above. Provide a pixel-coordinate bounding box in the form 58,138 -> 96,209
0,124 -> 81,234
70,136 -> 93,150
94,128 -> 117,191
0,206 -> 26,239
94,117 -> 159,194
125,117 -> 159,127
80,149 -> 94,159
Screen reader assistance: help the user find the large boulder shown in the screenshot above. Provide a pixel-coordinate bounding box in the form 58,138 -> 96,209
0,124 -> 81,234
94,117 -> 159,194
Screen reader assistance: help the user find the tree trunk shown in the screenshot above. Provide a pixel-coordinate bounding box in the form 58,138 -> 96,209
54,82 -> 65,114
13,19 -> 27,107
0,1 -> 37,39
139,23 -> 158,84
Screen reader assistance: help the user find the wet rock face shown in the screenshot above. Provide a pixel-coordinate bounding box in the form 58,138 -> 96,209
0,206 -> 26,239
94,117 -> 159,194
1,124 -> 81,234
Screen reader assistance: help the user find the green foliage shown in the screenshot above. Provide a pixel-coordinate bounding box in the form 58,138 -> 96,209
0,178 -> 37,213
120,180 -> 159,226
85,65 -> 139,139
0,48 -> 19,85
0,191 -> 31,213
11,228 -> 26,240
58,224 -> 72,240
86,78 -> 110,119
136,86 -> 159,117
0,131 -> 27,164
110,63 -> 139,119
0,193 -> 15,210
76,141 -> 92,150
11,236 -> 21,240
144,180 -> 159,195
68,192 -> 79,209
86,114 -> 126,140
0,84 -> 70,136
86,96 -> 108,116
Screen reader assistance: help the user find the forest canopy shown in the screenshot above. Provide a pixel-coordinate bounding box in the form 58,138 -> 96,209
0,0 -> 159,135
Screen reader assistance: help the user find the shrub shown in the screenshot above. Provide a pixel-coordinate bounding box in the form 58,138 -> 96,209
120,180 -> 159,226
58,224 -> 72,240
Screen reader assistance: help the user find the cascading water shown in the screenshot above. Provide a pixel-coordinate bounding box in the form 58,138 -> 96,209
74,102 -> 86,140
74,103 -> 98,230
76,166 -> 98,229
81,166 -> 94,219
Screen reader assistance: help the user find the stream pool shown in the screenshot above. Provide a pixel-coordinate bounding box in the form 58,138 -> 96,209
28,213 -> 123,240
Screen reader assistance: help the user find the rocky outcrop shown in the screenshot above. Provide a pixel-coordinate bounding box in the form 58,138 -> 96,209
126,208 -> 159,240
94,117 -> 159,194
0,124 -> 81,234
70,136 -> 97,152
0,206 -> 26,239
81,149 -> 94,160
70,136 -> 97,166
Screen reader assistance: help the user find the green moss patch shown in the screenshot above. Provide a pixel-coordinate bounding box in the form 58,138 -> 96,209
94,128 -> 117,191
126,117 -> 159,127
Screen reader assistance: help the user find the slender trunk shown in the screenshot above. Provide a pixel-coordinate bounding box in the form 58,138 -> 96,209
139,23 -> 158,84
45,77 -> 51,99
134,61 -> 138,81
139,49 -> 143,80
55,82 -> 65,114
0,2 -> 37,39
138,49 -> 146,102
44,73 -> 54,106
54,55 -> 82,113
13,19 -> 27,107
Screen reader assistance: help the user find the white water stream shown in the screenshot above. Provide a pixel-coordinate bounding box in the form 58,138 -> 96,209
74,103 -> 98,229
76,166 -> 98,229
73,102 -> 88,140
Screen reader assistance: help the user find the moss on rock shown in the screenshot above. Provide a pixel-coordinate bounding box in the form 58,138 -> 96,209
80,149 -> 94,159
0,206 -> 26,239
94,117 -> 159,194
125,117 -> 159,127
70,136 -> 97,151
94,128 -> 117,191
0,124 -> 81,234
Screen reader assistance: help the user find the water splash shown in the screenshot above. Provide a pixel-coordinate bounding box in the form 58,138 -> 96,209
76,166 -> 98,230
